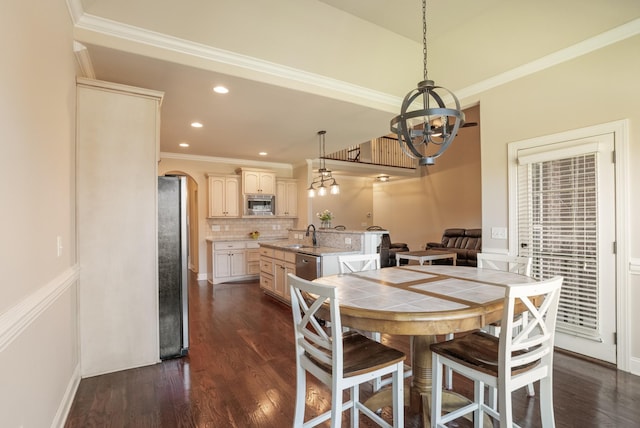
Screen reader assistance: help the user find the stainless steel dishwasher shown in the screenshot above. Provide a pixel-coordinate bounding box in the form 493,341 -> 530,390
295,253 -> 322,280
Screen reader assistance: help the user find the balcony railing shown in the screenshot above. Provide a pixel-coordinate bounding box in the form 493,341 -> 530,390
324,136 -> 417,169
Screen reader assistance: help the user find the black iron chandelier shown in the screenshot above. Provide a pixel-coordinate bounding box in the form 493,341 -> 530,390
307,130 -> 340,197
390,0 -> 465,166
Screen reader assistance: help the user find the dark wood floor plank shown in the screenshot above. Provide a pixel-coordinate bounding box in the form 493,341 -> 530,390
64,275 -> 640,428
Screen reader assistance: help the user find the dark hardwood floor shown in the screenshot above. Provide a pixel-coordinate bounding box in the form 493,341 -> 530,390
65,274 -> 640,427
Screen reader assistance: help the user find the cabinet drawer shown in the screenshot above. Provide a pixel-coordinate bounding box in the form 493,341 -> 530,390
284,251 -> 296,263
259,247 -> 274,257
247,261 -> 260,275
260,274 -> 273,292
260,257 -> 274,274
214,241 -> 246,250
247,250 -> 260,262
246,241 -> 260,249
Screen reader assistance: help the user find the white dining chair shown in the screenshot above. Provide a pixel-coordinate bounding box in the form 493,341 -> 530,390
288,273 -> 405,428
477,253 -> 535,401
430,276 -> 563,428
337,254 -> 413,392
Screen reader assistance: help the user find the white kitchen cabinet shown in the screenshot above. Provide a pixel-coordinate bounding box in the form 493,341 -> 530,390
240,169 -> 275,194
210,241 -> 261,284
207,174 -> 240,217
276,179 -> 298,217
76,78 -> 163,376
259,247 -> 295,302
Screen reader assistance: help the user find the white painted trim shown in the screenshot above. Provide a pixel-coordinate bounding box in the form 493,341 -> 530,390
196,272 -> 208,281
0,265 -> 80,353
52,363 -> 81,428
457,18 -> 640,101
507,120 -> 630,371
74,13 -> 401,111
630,258 -> 640,274
160,152 -> 293,171
73,42 -> 96,79
70,4 -> 640,111
629,356 -> 640,377
77,77 -> 164,102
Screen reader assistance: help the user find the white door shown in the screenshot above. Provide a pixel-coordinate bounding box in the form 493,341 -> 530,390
513,133 -> 616,363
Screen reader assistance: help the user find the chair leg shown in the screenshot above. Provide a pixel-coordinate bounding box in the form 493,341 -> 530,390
293,366 -> 306,427
498,383 -> 513,428
444,333 -> 453,389
351,385 -> 359,428
431,355 -> 444,426
526,382 -> 535,397
539,376 -> 556,427
474,381 -> 485,428
392,362 -> 404,428
331,384 -> 342,428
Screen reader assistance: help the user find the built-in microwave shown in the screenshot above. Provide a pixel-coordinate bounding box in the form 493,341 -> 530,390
244,194 -> 275,216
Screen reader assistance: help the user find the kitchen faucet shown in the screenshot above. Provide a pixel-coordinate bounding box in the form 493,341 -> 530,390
305,224 -> 317,247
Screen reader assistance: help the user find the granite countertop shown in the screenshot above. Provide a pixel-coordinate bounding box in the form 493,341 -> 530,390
258,240 -> 358,256
205,236 -> 287,243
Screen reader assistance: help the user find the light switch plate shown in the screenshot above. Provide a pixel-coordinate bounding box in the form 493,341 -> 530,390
491,227 -> 508,239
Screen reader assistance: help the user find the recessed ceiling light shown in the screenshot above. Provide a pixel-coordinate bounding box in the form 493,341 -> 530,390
179,142 -> 190,148
191,122 -> 203,128
259,152 -> 267,156
213,85 -> 229,94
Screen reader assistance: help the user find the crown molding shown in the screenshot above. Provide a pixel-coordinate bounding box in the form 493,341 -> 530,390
73,13 -> 402,112
457,18 -> 640,101
73,41 -> 96,79
160,152 -> 293,171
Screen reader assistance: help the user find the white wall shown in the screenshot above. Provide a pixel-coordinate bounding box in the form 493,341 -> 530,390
0,0 -> 80,426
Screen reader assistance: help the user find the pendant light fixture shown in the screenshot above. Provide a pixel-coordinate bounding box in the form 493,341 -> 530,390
307,130 -> 340,198
390,0 -> 465,166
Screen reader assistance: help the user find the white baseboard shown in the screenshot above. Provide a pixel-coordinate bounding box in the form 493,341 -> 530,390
628,356 -> 640,376
197,272 -> 208,281
52,363 -> 81,428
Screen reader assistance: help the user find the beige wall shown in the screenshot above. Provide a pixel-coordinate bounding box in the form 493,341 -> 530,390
0,0 -> 79,426
373,105 -> 482,252
477,35 -> 640,369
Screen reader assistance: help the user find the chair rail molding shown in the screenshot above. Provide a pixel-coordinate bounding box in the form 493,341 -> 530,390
0,265 -> 79,353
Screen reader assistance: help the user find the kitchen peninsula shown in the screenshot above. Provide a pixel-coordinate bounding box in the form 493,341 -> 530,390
206,228 -> 386,299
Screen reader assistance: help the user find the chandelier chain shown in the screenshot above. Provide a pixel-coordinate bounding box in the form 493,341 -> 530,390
422,0 -> 428,81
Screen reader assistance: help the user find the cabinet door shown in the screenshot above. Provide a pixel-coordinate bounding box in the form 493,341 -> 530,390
224,177 -> 240,216
208,176 -> 226,217
208,176 -> 239,217
258,172 -> 275,194
214,251 -> 231,278
276,180 -> 297,217
243,170 -> 275,194
274,260 -> 286,298
230,250 -> 246,276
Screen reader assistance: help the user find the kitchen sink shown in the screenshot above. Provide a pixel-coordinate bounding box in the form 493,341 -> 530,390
283,244 -> 314,249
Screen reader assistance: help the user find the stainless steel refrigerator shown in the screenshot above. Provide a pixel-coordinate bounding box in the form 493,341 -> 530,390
158,175 -> 189,359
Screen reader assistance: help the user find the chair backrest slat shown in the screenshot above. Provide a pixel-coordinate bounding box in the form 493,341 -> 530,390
478,253 -> 532,276
338,253 -> 380,274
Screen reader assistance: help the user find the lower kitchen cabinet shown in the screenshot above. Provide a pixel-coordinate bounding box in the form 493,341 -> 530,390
209,240 -> 260,284
259,247 -> 295,302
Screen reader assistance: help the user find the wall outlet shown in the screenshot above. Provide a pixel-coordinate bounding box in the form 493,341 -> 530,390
345,237 -> 352,245
491,227 -> 508,240
211,225 -> 220,231
272,225 -> 277,230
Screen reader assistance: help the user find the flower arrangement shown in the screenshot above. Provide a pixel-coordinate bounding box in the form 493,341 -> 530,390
248,230 -> 260,239
316,210 -> 333,221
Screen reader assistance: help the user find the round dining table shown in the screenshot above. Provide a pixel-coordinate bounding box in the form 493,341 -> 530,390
313,264 -> 536,426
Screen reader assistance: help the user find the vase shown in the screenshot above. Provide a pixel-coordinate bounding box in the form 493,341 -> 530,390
320,220 -> 331,229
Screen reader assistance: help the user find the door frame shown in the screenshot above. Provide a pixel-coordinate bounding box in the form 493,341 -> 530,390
507,119 -> 630,371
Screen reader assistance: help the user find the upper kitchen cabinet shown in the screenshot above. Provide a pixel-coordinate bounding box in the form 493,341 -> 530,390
276,179 -> 298,217
76,78 -> 163,377
207,174 -> 240,217
238,168 -> 275,194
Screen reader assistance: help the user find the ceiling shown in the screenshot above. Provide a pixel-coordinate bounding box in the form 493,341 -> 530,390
72,0 -> 640,168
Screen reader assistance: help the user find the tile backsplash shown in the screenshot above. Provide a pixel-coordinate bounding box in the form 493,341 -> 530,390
206,217 -> 295,240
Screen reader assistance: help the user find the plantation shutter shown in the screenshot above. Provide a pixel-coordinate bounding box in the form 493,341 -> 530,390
517,145 -> 601,339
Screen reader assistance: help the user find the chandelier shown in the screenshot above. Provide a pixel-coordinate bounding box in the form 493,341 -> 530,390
307,130 -> 340,197
390,0 -> 465,166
